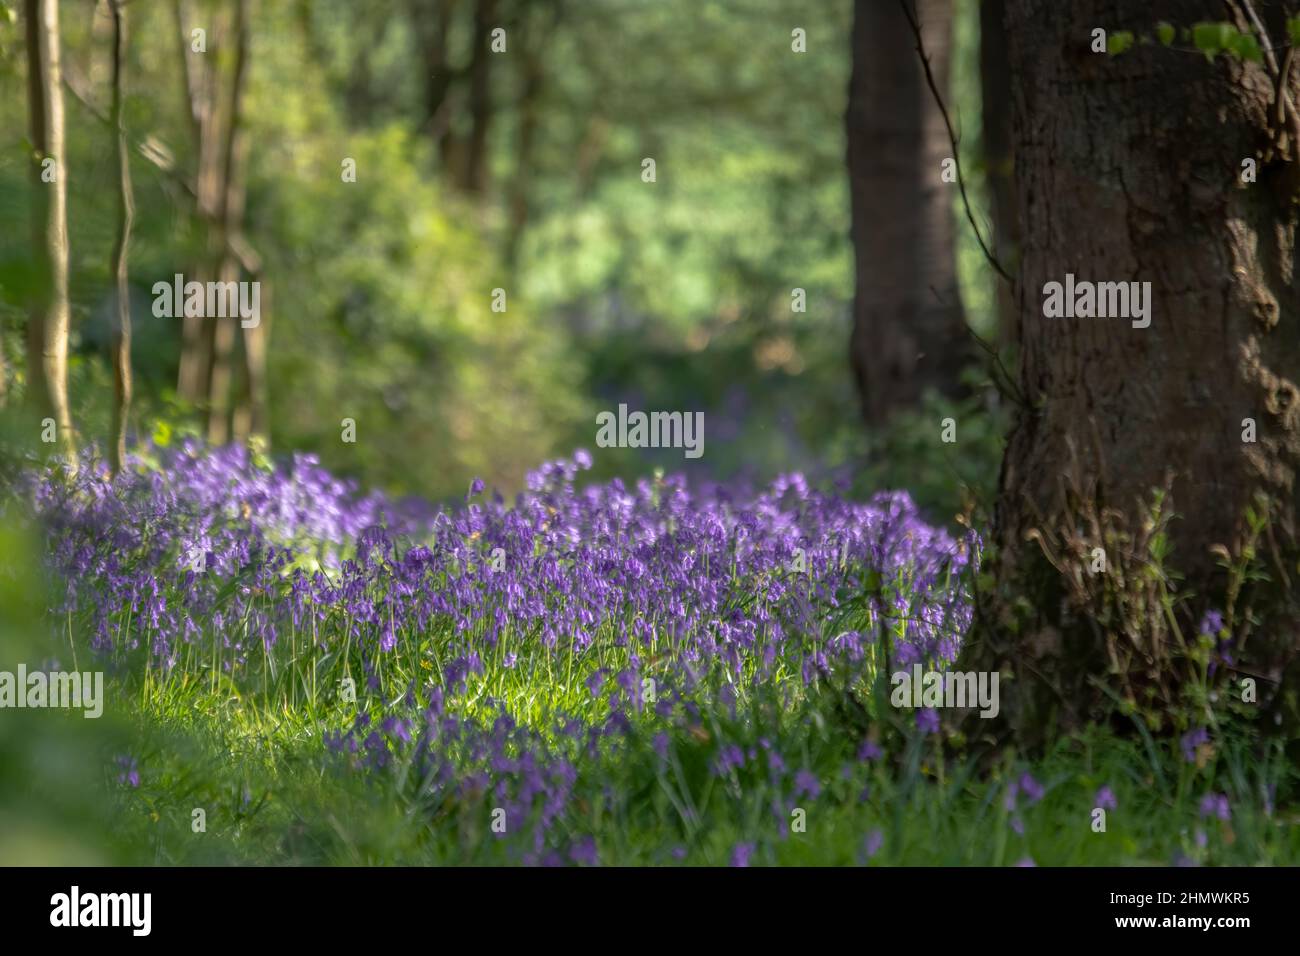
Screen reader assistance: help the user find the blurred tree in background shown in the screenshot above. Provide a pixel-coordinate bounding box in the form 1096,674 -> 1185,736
0,0 -> 1007,513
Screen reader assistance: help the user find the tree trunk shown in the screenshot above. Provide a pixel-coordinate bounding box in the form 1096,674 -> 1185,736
174,0 -> 221,405
463,0 -> 498,195
24,0 -> 76,468
505,0 -> 559,267
846,0 -> 967,426
234,274 -> 269,447
414,0 -> 458,170
978,0 -> 1300,736
109,0 -> 135,476
205,0 -> 252,446
979,0 -> 1018,346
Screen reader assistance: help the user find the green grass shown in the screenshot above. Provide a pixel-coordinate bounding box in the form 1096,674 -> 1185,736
11,634 -> 1294,866
3,518 -> 1295,867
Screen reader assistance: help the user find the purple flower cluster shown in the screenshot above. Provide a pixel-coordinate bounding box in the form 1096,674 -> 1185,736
1181,727 -> 1209,763
18,441 -> 428,664
1197,609 -> 1235,677
16,443 -> 977,862
24,445 -> 975,685
1198,793 -> 1231,822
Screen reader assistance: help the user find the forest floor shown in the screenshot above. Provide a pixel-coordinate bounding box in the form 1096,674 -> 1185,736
2,443 -> 1296,865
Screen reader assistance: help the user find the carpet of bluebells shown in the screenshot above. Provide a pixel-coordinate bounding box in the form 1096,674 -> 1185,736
6,443 -> 1295,866
32,442 -> 973,673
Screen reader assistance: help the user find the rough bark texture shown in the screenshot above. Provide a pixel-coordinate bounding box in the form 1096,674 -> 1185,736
979,0 -> 1019,345
977,0 -> 1300,736
109,0 -> 135,476
24,0 -> 76,467
847,0 -> 968,426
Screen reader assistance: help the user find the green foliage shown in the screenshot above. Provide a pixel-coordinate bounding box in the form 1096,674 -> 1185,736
951,0 -> 999,343
1107,31 -> 1136,56
251,122 -> 581,497
9,618 -> 1294,865
1106,20 -> 1268,64
1192,22 -> 1236,60
0,0 -> 1011,508
853,389 -> 1008,523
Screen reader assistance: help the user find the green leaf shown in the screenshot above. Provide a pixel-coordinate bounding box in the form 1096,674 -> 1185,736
1155,21 -> 1176,47
1228,31 -> 1262,63
1289,17 -> 1300,47
1107,30 -> 1135,55
1191,21 -> 1234,59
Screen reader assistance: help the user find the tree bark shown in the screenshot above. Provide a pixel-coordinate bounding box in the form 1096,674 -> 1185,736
234,275 -> 269,447
979,0 -> 1300,735
463,0 -> 498,195
174,0 -> 221,405
24,0 -> 76,468
846,0 -> 968,426
414,0 -> 459,170
505,0 -> 560,267
979,0 -> 1019,346
205,0 -> 252,446
109,0 -> 135,476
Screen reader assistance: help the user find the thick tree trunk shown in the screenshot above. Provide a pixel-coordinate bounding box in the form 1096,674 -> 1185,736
24,0 -> 76,468
109,0 -> 135,476
847,0 -> 967,426
979,0 -> 1019,346
978,0 -> 1300,735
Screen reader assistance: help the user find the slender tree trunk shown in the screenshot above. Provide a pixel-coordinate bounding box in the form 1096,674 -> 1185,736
234,275 -> 269,447
847,0 -> 967,426
428,0 -> 457,169
979,0 -> 1018,346
977,0 -> 1300,736
206,0 -> 252,446
204,263 -> 239,445
109,0 -> 135,476
24,0 -> 76,468
175,0 -> 225,406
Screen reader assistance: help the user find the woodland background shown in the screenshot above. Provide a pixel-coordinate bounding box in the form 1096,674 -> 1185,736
0,0 -> 1007,517
5,0 -> 1300,793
